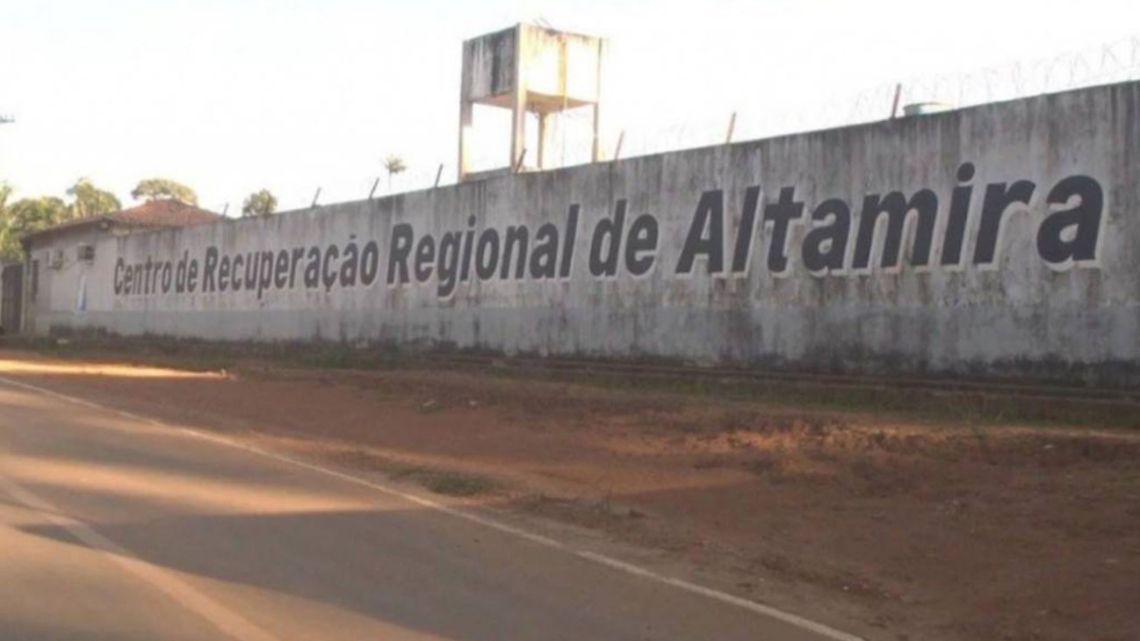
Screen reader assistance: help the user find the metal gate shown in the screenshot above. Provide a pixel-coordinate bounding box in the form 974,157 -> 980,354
1,263 -> 23,335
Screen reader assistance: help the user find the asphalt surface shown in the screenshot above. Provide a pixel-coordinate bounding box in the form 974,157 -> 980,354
0,376 -> 849,641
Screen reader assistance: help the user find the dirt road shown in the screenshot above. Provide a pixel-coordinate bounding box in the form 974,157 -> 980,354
0,347 -> 1136,641
0,371 -> 855,641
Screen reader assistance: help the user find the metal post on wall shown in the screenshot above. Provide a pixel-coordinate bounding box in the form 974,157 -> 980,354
613,130 -> 625,161
890,83 -> 903,119
368,177 -> 380,200
724,112 -> 737,144
311,187 -> 322,208
434,164 -> 445,188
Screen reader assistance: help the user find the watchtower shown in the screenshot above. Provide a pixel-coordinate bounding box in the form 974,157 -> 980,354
458,24 -> 605,181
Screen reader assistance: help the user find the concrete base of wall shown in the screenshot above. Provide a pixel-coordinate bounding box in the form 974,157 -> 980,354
43,299 -> 1140,387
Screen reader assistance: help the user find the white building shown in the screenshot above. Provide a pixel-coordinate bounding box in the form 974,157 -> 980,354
10,200 -> 219,335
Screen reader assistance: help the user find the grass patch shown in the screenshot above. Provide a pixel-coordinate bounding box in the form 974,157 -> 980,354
519,369 -> 1140,431
388,467 -> 505,497
7,333 -> 1140,431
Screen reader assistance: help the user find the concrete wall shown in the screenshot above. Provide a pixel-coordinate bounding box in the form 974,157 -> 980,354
25,226 -> 106,333
29,81 -> 1140,383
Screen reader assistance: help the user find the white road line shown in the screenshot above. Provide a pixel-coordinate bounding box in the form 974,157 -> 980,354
0,374 -> 865,641
0,471 -> 284,641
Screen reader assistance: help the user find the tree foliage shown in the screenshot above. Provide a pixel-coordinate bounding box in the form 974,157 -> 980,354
0,194 -> 69,261
0,183 -> 12,260
0,178 -> 121,261
383,155 -> 407,175
66,177 -> 121,218
130,178 -> 198,205
241,189 -> 278,217
383,155 -> 407,190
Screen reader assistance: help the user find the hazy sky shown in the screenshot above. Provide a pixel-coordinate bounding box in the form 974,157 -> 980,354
1,0 -> 1137,213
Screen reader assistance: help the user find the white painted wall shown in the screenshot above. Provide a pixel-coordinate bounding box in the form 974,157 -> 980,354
28,81 -> 1140,383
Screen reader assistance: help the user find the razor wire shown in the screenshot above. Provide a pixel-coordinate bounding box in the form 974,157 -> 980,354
350,35 -> 1140,199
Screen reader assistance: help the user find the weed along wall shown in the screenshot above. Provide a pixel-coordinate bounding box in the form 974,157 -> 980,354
35,81 -> 1140,383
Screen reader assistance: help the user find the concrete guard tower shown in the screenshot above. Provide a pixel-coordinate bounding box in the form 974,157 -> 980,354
458,24 -> 605,182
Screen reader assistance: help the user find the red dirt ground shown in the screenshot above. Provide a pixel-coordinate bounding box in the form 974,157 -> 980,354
1,349 -> 1136,641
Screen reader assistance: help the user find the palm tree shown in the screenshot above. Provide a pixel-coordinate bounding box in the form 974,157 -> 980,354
383,155 -> 407,192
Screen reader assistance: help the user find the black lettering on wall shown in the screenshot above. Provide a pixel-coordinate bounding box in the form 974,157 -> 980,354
530,223 -> 559,279
161,263 -> 173,293
175,251 -> 190,293
1037,175 -> 1104,269
388,223 -> 414,285
274,250 -> 290,289
187,259 -> 199,292
559,205 -> 579,279
290,247 -> 305,288
475,229 -> 500,280
203,247 -> 218,293
853,189 -> 938,271
321,245 -> 339,291
675,190 -> 724,275
360,241 -> 380,285
257,251 -> 274,297
625,214 -> 658,277
460,216 -> 476,283
802,198 -> 851,275
438,232 -> 461,297
220,255 -> 233,292
142,258 -> 153,295
590,200 -> 626,277
244,252 -> 262,292
109,163 -> 1111,305
730,186 -> 761,274
231,254 -> 244,291
114,258 -> 125,295
502,226 -> 529,279
941,163 -> 975,267
304,247 -> 321,288
152,259 -> 162,294
973,180 -> 1036,266
763,187 -> 804,274
414,236 -> 435,282
340,241 -> 359,287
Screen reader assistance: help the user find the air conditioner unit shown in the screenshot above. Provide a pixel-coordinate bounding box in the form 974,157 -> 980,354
48,249 -> 64,270
77,244 -> 95,261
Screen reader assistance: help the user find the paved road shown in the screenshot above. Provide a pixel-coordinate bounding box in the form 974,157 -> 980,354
0,377 -> 850,641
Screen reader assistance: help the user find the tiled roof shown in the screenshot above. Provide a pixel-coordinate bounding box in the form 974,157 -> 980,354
107,199 -> 222,228
21,200 -> 222,246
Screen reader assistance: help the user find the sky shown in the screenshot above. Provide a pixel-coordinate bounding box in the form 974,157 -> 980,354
1,0 -> 1138,214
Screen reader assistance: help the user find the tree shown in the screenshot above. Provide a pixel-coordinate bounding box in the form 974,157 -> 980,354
383,155 -> 407,191
0,195 -> 68,261
66,178 -> 121,218
130,178 -> 198,205
241,189 -> 278,217
0,182 -> 12,259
